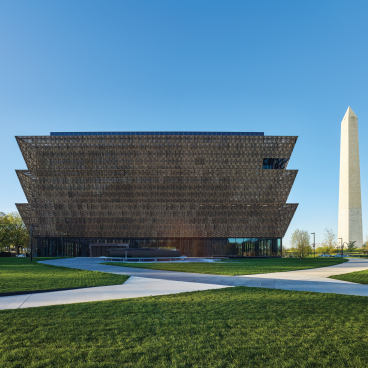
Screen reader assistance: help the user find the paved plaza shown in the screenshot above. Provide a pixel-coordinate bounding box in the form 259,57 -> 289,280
2,257 -> 368,311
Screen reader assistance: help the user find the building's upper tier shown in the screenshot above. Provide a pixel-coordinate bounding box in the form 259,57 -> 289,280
16,134 -> 297,173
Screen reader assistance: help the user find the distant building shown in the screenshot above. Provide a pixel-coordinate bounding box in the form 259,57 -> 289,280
16,131 -> 298,257
338,107 -> 363,247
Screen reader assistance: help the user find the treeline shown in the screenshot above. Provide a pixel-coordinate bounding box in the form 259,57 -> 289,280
288,228 -> 368,258
0,212 -> 29,254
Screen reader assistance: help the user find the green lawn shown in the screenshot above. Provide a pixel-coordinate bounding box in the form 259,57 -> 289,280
0,258 -> 129,293
1,287 -> 368,367
330,268 -> 368,284
103,257 -> 347,276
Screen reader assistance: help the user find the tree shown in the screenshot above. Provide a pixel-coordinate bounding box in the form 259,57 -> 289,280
362,236 -> 368,255
0,212 -> 29,254
281,247 -> 287,258
0,213 -> 12,252
347,241 -> 357,251
315,243 -> 330,255
320,228 -> 337,255
7,212 -> 30,254
290,229 -> 311,259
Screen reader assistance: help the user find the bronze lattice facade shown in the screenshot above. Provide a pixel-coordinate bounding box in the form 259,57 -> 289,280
15,131 -> 298,257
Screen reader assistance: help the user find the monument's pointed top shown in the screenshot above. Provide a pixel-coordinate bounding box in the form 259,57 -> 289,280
344,106 -> 357,119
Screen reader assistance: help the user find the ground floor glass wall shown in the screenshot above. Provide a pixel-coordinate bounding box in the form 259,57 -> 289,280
35,237 -> 282,258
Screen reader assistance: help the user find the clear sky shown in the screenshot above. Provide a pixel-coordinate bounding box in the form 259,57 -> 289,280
1,0 -> 367,247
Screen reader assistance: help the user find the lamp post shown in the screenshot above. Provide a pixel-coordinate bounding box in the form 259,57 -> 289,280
311,232 -> 315,257
338,238 -> 343,258
30,224 -> 38,262
342,241 -> 345,258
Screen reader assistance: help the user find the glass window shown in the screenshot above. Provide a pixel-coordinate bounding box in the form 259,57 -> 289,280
263,158 -> 274,169
278,239 -> 282,256
236,238 -> 243,256
263,158 -> 289,169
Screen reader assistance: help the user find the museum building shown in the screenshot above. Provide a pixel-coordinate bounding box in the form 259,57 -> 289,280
15,131 -> 298,257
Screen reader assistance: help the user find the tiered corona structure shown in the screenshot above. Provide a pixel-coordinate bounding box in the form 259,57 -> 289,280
16,131 -> 298,257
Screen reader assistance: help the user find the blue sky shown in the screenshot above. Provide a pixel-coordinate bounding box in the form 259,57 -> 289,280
1,0 -> 367,247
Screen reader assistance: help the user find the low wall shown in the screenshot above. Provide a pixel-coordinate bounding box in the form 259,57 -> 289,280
108,249 -> 180,258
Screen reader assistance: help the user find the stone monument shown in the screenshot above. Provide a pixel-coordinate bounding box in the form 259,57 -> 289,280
338,106 -> 363,247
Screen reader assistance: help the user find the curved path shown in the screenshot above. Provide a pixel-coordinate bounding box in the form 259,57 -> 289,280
2,258 -> 368,310
42,257 -> 368,294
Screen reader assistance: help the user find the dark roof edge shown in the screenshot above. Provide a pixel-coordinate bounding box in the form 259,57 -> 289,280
50,131 -> 264,137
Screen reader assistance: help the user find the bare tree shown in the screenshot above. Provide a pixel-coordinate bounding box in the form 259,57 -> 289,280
321,228 -> 337,255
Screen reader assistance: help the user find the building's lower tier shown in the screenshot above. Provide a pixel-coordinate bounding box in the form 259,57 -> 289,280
34,237 -> 282,258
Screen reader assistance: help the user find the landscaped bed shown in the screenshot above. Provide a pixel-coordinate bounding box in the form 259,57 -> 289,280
1,286 -> 367,367
103,257 -> 347,276
0,257 -> 129,293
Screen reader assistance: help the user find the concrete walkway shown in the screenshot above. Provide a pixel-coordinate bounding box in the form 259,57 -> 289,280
0,276 -> 228,311
242,258 -> 368,279
44,258 -> 368,296
2,257 -> 368,311
39,257 -> 368,296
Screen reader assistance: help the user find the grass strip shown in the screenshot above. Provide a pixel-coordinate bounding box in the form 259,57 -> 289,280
1,287 -> 368,367
103,257 -> 347,276
0,258 -> 129,293
330,268 -> 368,284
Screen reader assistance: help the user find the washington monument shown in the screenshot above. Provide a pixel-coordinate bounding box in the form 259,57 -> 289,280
338,106 -> 363,247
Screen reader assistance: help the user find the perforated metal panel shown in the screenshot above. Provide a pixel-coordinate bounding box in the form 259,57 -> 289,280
15,133 -> 298,240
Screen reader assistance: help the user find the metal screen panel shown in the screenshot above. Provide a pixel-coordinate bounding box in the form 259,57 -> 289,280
16,134 -> 298,239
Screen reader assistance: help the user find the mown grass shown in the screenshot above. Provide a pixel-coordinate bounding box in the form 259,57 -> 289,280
330,268 -> 368,284
0,258 -> 129,293
104,257 -> 347,276
1,287 -> 368,367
